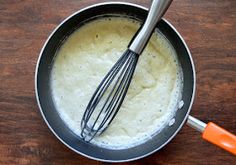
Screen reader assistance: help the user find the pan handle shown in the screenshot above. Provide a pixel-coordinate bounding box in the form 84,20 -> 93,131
187,116 -> 236,155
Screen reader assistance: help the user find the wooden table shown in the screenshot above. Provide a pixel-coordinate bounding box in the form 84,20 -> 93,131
1,0 -> 235,164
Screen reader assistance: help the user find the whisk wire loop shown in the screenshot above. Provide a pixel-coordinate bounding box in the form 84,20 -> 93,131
81,51 -> 129,131
83,51 -> 129,120
80,50 -> 139,141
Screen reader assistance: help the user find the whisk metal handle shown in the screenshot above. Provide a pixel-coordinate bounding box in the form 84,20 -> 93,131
129,0 -> 172,54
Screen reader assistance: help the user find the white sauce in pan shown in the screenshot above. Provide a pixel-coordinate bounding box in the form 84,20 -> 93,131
51,17 -> 183,149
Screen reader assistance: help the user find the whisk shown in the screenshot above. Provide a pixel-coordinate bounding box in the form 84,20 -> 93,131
81,0 -> 173,141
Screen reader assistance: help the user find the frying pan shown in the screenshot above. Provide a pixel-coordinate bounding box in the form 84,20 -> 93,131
35,2 -> 236,162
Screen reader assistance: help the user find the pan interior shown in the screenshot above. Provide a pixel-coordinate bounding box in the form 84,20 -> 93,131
50,16 -> 184,149
36,2 -> 195,162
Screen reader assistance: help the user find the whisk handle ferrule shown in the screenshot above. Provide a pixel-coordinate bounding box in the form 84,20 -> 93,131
129,0 -> 172,55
